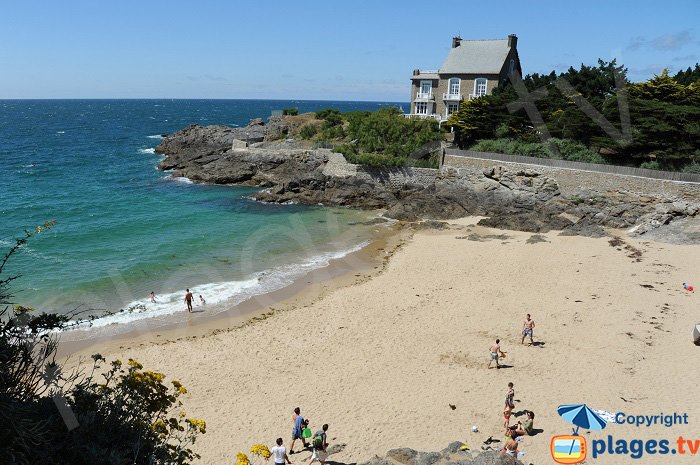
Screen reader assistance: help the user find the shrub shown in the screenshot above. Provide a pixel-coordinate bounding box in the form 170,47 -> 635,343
639,160 -> 662,170
471,138 -> 607,164
545,138 -> 607,164
0,228 -> 205,465
282,108 -> 298,116
299,124 -> 318,139
682,162 -> 700,173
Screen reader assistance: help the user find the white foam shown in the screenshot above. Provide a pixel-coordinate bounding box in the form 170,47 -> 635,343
139,148 -> 156,154
56,131 -> 65,134
147,134 -> 163,139
63,240 -> 369,333
170,176 -> 193,184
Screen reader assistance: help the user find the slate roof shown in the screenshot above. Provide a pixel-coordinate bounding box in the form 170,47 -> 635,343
439,39 -> 511,74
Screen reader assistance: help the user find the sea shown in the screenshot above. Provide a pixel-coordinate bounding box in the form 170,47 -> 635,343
0,99 -> 405,338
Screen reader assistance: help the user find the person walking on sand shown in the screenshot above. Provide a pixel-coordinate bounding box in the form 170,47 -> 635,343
149,291 -> 157,303
289,407 -> 307,454
505,382 -> 515,413
184,289 -> 193,313
308,424 -> 329,465
521,313 -> 535,345
488,338 -> 506,369
272,438 -> 292,465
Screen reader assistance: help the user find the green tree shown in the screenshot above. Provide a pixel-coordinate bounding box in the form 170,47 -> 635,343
600,70 -> 700,168
673,64 -> 700,85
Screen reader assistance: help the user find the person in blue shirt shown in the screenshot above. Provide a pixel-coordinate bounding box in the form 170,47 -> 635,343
290,407 -> 307,453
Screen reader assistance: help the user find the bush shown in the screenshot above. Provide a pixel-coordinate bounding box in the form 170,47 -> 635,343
545,138 -> 607,164
639,160 -> 662,170
0,228 -> 205,465
299,124 -> 318,139
471,138 -> 607,164
315,109 -> 341,120
682,162 -> 700,173
282,108 -> 298,116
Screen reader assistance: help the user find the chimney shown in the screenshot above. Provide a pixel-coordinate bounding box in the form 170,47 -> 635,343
508,34 -> 518,48
452,36 -> 462,48
413,69 -> 419,76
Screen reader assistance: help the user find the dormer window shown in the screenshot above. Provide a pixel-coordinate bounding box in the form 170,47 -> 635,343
474,78 -> 488,97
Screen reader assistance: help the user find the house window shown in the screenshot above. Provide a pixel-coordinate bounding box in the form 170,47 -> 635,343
474,78 -> 488,97
420,80 -> 432,97
415,102 -> 428,114
509,59 -> 515,75
448,78 -> 460,96
447,102 -> 459,116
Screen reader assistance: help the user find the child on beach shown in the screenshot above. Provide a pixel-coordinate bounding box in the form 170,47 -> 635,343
505,383 -> 515,412
683,282 -> 694,292
503,408 -> 512,429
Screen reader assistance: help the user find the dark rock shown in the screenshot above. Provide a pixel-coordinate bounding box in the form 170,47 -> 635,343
441,442 -> 467,455
386,448 -> 418,465
155,125 -> 700,242
469,451 -> 522,465
361,457 -> 393,465
415,452 -> 442,465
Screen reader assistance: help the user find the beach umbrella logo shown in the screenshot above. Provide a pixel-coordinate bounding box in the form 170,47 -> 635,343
550,404 -> 608,464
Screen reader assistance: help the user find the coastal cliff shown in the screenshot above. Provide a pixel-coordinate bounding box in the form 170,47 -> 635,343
156,120 -> 700,241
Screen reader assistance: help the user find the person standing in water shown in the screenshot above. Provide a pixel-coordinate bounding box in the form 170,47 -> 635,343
199,294 -> 206,305
149,291 -> 157,303
184,289 -> 193,313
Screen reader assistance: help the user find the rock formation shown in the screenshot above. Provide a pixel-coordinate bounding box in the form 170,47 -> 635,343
155,121 -> 700,241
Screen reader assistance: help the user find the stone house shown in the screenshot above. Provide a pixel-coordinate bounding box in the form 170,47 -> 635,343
407,35 -> 522,122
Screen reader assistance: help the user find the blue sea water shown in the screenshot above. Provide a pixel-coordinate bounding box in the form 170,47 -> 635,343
0,99 -> 404,333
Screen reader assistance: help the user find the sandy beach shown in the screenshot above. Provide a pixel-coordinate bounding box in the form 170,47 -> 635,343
73,218 -> 700,465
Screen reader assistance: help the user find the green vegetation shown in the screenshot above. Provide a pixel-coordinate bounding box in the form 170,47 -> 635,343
447,60 -> 700,172
299,107 -> 441,167
282,107 -> 298,116
1,226 -> 205,465
472,138 -> 606,164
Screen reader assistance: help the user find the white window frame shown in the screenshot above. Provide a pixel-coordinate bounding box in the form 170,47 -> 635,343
474,78 -> 488,97
420,80 -> 432,97
415,102 -> 428,115
448,78 -> 460,96
446,102 -> 459,116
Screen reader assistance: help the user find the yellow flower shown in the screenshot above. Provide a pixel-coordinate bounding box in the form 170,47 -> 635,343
251,444 -> 272,459
235,452 -> 251,465
172,380 -> 188,394
186,418 -> 207,434
127,359 -> 143,370
151,419 -> 168,435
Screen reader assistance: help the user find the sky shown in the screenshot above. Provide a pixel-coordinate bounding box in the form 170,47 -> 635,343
1,0 -> 699,100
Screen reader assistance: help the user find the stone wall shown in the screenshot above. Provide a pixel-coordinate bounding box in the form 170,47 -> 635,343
357,165 -> 438,189
443,153 -> 700,202
322,150 -> 438,189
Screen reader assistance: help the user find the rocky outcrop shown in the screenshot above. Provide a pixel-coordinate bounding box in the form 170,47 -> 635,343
362,443 -> 523,465
155,122 -> 700,241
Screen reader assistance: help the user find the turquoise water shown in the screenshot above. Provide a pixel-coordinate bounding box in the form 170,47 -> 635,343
0,99 -> 402,331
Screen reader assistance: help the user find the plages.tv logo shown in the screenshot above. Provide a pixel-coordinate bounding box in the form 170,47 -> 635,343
551,404 -> 608,464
